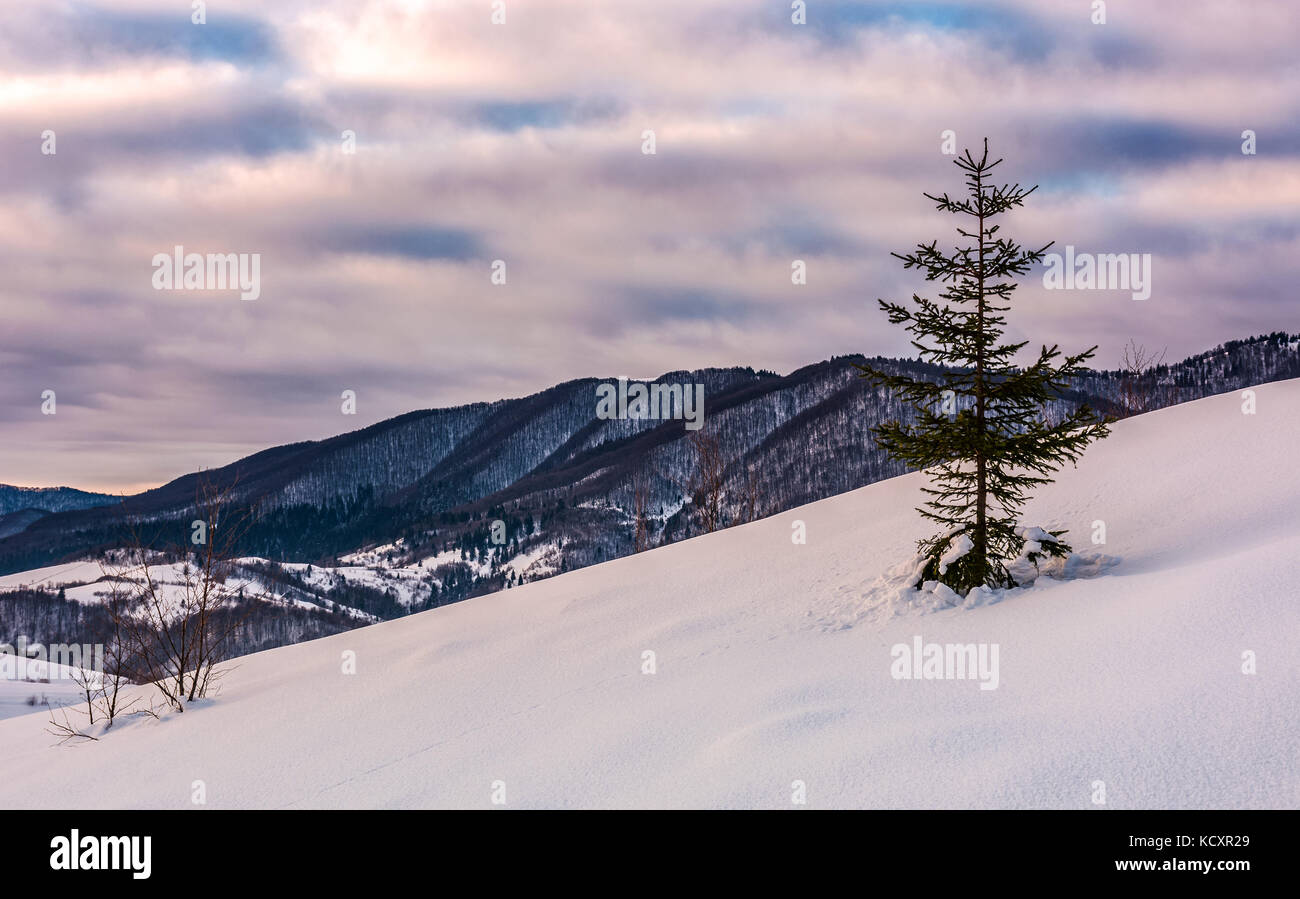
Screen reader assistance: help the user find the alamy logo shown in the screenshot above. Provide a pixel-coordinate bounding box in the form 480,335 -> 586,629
49,830 -> 151,880
151,245 -> 261,301
1,636 -> 103,678
890,636 -> 1000,690
1042,245 -> 1151,301
595,377 -> 704,431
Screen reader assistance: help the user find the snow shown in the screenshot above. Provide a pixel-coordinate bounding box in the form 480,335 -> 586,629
503,541 -> 563,579
0,541 -> 543,616
339,541 -> 406,567
0,381 -> 1297,808
0,560 -> 107,592
0,653 -> 104,722
1018,526 -> 1058,546
936,532 -> 973,575
272,559 -> 432,607
0,555 -> 376,621
280,541 -> 541,607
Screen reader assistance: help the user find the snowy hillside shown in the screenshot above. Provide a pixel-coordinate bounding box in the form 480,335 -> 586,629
5,334 -> 1298,609
0,557 -> 370,621
0,653 -> 101,723
0,381 -> 1296,808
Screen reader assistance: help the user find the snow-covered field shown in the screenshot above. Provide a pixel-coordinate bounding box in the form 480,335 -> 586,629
0,557 -> 369,620
0,542 -> 556,614
0,382 -> 1296,808
0,654 -> 100,723
0,560 -> 108,593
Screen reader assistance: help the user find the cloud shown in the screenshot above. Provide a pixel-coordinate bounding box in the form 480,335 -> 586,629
0,0 -> 1296,490
0,3 -> 282,70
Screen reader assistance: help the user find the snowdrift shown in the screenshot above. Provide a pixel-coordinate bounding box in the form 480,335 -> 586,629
0,381 -> 1297,808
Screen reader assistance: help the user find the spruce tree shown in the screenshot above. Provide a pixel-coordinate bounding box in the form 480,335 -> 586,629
858,139 -> 1111,595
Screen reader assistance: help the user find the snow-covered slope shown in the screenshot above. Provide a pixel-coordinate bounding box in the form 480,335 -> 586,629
1,382 -> 1297,809
0,654 -> 100,723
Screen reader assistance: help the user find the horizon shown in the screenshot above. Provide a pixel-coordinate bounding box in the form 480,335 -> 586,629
6,327 -> 1292,495
4,1 -> 1298,491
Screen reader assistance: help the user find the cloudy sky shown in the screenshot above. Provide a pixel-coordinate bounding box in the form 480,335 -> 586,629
4,0 -> 1298,493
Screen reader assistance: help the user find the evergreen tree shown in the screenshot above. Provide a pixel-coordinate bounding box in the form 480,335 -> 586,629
857,139 -> 1111,594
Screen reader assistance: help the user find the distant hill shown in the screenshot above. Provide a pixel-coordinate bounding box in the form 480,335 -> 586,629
0,485 -> 117,517
1,333 -> 1297,604
0,509 -> 49,541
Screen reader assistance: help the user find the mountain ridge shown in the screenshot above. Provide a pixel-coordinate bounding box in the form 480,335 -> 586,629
2,332 -> 1297,597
